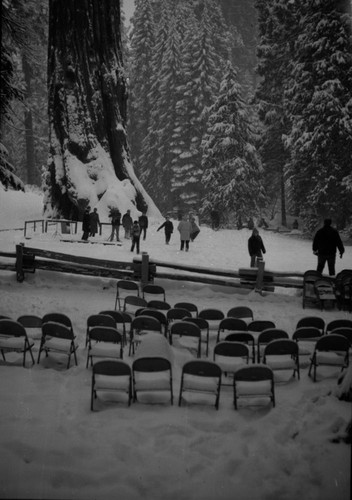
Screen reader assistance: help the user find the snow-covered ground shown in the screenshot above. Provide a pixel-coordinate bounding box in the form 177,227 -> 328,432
0,187 -> 351,500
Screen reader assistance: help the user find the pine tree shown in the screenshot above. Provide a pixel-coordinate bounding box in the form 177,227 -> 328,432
285,0 -> 352,229
255,0 -> 296,226
201,62 -> 264,224
127,0 -> 156,178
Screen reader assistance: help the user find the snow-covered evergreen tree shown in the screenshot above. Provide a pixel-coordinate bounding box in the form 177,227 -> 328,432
200,62 -> 264,224
285,0 -> 352,230
255,0 -> 296,226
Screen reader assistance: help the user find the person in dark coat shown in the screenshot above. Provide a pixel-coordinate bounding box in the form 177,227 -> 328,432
157,216 -> 174,244
210,210 -> 220,230
189,214 -> 200,242
109,208 -> 121,242
82,208 -> 90,241
122,210 -> 133,239
248,228 -> 266,267
89,208 -> 100,237
312,218 -> 344,276
130,220 -> 141,254
138,212 -> 149,240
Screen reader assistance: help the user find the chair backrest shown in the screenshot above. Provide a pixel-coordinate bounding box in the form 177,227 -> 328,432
314,278 -> 334,293
17,315 -> 42,328
87,314 -> 116,329
258,328 -> 289,344
326,319 -> 352,335
292,327 -> 323,341
296,316 -> 325,334
115,280 -> 140,309
167,308 -> 192,322
42,321 -> 74,340
142,284 -> 166,302
93,359 -> 131,377
198,308 -> 225,321
0,315 -> 11,320
0,319 -> 27,337
182,317 -> 209,330
174,302 -> 198,317
133,357 -> 171,373
248,320 -> 275,333
314,334 -> 350,353
327,327 -> 352,345
136,309 -> 168,327
182,360 -> 222,378
303,270 -> 322,283
42,313 -> 72,330
170,321 -> 201,339
123,296 -> 148,313
264,339 -> 298,357
117,280 -> 139,295
88,326 -> 123,344
147,300 -> 171,311
131,315 -> 162,334
227,306 -> 254,321
219,318 -> 248,332
214,341 -> 250,359
235,365 -> 274,382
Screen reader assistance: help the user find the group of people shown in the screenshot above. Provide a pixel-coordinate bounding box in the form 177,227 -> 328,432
248,217 -> 345,275
83,208 -> 345,275
82,207 -> 101,241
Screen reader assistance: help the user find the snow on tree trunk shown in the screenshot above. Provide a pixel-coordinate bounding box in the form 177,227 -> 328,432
44,0 -> 159,221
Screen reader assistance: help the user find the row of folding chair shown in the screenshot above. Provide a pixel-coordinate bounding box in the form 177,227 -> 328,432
302,269 -> 352,311
115,281 -> 167,310
0,314 -> 78,369
91,358 -> 276,411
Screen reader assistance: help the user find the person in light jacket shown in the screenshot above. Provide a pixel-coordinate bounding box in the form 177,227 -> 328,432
248,228 -> 266,267
177,215 -> 192,251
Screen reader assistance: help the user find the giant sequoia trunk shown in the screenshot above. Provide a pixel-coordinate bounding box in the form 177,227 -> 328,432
44,0 -> 157,220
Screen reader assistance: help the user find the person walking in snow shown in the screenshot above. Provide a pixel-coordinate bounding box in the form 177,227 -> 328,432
82,208 -> 91,241
312,218 -> 344,276
138,212 -> 149,240
122,210 -> 133,239
109,208 -> 121,242
130,220 -> 141,254
89,208 -> 100,237
248,228 -> 266,267
157,216 -> 174,244
177,215 -> 192,252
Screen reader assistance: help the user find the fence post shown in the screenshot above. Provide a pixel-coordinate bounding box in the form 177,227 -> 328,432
141,252 -> 149,287
255,259 -> 265,294
15,243 -> 24,282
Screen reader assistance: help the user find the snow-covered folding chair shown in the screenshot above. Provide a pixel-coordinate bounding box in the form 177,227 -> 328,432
142,284 -> 166,303
86,326 -> 123,368
174,302 -> 198,317
233,365 -> 275,410
314,278 -> 336,311
216,317 -> 248,343
308,334 -> 350,382
296,316 -> 325,336
179,360 -> 222,410
86,314 -> 116,347
0,319 -> 35,367
263,339 -> 300,380
91,360 -> 132,410
37,321 -> 78,369
213,341 -> 250,382
227,306 -> 254,324
114,280 -> 140,310
132,334 -> 173,405
169,321 -> 201,358
257,328 -> 289,363
17,314 -> 43,341
302,270 -> 322,309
